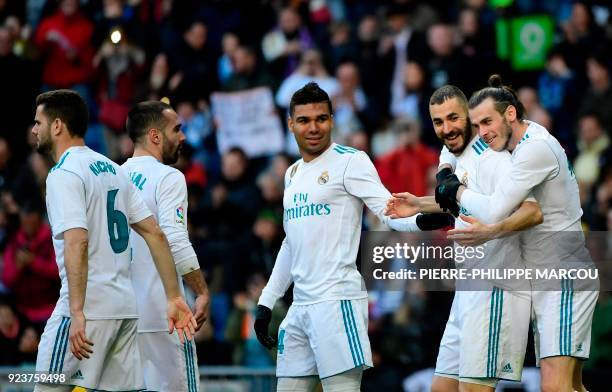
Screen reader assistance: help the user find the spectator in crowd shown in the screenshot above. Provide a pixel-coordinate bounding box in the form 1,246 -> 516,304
223,45 -> 275,92
0,26 -> 36,162
579,53 -> 612,133
170,20 -> 218,102
377,4 -> 427,117
200,147 -> 261,293
517,86 -> 542,119
558,1 -> 605,74
1,200 -> 58,327
331,61 -> 369,141
217,31 -> 239,85
327,20 -> 359,71
0,296 -> 40,365
146,52 -> 172,100
574,114 -> 610,204
356,14 -> 381,99
390,61 -> 433,124
423,23 -> 472,93
33,0 -> 95,99
225,273 -> 286,367
456,6 -> 496,76
93,30 -> 146,130
262,7 -> 314,81
276,49 -> 338,109
538,49 -> 580,147
374,118 -> 438,196
176,98 -> 213,166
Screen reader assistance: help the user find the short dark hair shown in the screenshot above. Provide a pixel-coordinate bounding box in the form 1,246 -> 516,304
36,90 -> 88,137
429,85 -> 468,107
289,82 -> 332,117
126,101 -> 173,143
468,74 -> 526,120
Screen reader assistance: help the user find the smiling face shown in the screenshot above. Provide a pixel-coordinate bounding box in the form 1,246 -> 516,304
430,97 -> 472,154
288,102 -> 333,162
469,98 -> 513,152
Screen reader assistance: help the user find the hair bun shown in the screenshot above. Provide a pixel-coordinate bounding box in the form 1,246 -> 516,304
488,74 -> 503,88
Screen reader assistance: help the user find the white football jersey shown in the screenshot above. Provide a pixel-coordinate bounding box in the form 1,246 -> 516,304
122,156 -> 196,332
259,143 -> 419,308
46,146 -> 152,319
453,137 -> 526,287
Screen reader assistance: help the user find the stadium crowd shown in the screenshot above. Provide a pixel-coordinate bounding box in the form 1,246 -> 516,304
0,0 -> 611,389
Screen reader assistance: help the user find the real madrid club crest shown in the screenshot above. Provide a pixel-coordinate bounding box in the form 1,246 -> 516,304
318,170 -> 329,185
288,164 -> 299,186
461,172 -> 468,187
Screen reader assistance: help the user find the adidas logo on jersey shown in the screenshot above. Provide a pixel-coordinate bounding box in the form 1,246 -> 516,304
501,363 -> 513,373
576,343 -> 583,352
71,369 -> 84,380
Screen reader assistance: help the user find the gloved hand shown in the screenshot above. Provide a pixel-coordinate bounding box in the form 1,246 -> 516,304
254,305 -> 276,349
416,213 -> 455,230
435,169 -> 461,217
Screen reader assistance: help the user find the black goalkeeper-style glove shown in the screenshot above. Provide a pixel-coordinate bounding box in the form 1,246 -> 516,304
416,213 -> 455,230
436,172 -> 462,217
254,305 -> 276,349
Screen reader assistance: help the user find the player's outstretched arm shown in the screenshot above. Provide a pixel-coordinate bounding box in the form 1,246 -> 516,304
385,193 -> 443,218
64,228 -> 94,360
131,216 -> 197,343
448,201 -> 543,246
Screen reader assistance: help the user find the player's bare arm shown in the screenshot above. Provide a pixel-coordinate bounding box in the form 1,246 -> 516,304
131,216 -> 197,342
63,228 -> 94,360
448,200 -> 543,246
182,269 -> 210,330
384,193 -> 442,218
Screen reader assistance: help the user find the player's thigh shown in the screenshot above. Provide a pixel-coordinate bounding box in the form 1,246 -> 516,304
434,295 -> 460,379
458,289 -> 529,382
320,367 -> 362,392
307,299 -> 372,379
431,375 -> 459,392
458,379 -> 496,392
532,288 -> 598,361
33,383 -> 73,392
276,376 -> 319,392
277,305 -> 318,378
137,330 -> 200,392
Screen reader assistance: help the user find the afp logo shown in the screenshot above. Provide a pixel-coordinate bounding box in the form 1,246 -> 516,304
318,171 -> 329,185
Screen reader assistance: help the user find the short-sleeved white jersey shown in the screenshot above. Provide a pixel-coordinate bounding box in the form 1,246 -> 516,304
460,121 -> 582,232
259,143 -> 419,307
122,156 -> 196,332
46,146 -> 152,319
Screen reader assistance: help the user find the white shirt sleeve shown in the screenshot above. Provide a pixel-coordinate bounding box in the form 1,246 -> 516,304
46,170 -> 87,239
156,171 -> 199,272
344,151 -> 420,231
438,146 -> 457,170
459,141 -> 559,223
258,237 -> 292,309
